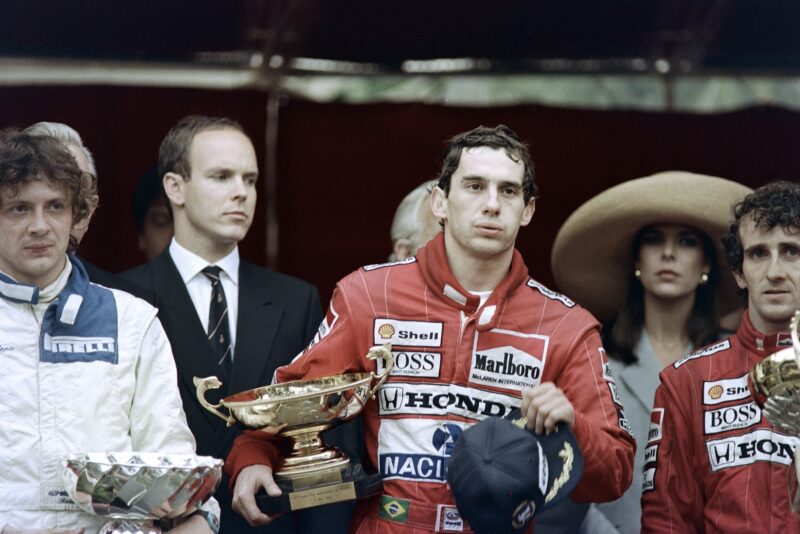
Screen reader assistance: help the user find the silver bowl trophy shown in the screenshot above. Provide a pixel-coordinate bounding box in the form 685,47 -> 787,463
194,343 -> 393,514
750,310 -> 800,434
62,452 -> 222,534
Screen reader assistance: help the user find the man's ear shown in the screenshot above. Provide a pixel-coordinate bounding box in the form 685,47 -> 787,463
732,268 -> 747,291
520,199 -> 535,227
431,186 -> 448,220
163,172 -> 185,208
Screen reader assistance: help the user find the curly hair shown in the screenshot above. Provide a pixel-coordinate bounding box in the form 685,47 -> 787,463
0,129 -> 90,252
436,125 -> 538,204
722,181 -> 800,273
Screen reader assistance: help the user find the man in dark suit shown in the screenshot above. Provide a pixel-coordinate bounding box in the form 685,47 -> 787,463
123,115 -> 350,533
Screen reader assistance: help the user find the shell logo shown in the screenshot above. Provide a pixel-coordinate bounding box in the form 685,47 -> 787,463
378,324 -> 395,339
708,384 -> 724,399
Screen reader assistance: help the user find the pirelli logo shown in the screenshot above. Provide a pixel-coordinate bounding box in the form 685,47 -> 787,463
43,334 -> 115,353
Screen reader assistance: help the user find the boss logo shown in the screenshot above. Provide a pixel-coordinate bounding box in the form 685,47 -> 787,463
376,351 -> 441,378
704,402 -> 761,435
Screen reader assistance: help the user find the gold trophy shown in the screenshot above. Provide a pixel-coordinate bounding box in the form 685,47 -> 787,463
194,344 -> 393,514
750,310 -> 800,434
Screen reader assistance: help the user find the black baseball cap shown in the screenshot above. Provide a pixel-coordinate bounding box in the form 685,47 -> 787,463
446,411 -> 584,533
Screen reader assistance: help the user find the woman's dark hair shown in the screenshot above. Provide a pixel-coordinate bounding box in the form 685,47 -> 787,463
603,226 -> 721,364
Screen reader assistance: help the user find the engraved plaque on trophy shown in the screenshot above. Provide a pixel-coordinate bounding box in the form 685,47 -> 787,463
194,344 -> 393,514
750,310 -> 800,434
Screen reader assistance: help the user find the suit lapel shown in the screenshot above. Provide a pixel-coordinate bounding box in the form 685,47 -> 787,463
151,253 -> 223,398
229,261 -> 283,394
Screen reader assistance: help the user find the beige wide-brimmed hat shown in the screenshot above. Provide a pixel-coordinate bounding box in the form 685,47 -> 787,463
551,171 -> 753,323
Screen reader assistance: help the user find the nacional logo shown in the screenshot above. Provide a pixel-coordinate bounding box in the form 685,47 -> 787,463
703,374 -> 750,405
703,402 -> 761,435
378,324 -> 396,340
373,319 -> 443,347
706,429 -> 800,472
379,421 -> 465,482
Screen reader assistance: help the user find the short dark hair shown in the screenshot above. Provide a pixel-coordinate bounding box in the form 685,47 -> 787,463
436,125 -> 538,204
722,181 -> 800,274
0,128 -> 90,251
133,165 -> 170,233
158,115 -> 247,180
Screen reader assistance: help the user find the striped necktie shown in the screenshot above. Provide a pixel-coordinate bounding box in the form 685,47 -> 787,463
201,266 -> 232,381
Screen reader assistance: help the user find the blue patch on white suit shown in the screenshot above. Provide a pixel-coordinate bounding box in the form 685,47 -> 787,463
37,256 -> 119,364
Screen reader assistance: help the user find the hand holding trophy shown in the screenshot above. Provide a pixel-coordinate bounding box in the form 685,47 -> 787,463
749,310 -> 800,510
194,344 -> 393,514
750,310 -> 800,434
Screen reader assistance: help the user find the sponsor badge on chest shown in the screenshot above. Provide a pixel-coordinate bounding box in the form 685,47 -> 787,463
469,329 -> 549,390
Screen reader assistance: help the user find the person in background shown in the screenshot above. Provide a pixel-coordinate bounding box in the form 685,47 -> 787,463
0,129 -> 218,533
133,165 -> 173,261
224,124 -> 635,533
24,121 -> 157,305
550,171 -> 752,533
122,115 -> 352,533
641,181 -> 800,532
388,179 -> 440,261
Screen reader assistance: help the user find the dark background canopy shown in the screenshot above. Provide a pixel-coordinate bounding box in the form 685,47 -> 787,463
0,1 -> 798,301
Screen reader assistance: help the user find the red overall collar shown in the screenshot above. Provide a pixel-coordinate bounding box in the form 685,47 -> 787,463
737,310 -> 794,354
415,233 -> 530,331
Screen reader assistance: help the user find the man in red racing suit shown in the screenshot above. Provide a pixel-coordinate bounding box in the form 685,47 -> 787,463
641,181 -> 800,533
226,126 -> 635,533
227,234 -> 635,533
641,313 -> 799,533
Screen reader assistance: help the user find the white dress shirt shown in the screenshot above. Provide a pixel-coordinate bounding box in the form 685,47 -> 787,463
169,238 -> 240,358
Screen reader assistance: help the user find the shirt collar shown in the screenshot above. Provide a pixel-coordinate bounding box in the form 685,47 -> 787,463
169,238 -> 240,286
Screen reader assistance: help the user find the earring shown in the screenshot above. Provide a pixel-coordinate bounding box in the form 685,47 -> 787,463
700,273 -> 709,284
634,269 -> 642,279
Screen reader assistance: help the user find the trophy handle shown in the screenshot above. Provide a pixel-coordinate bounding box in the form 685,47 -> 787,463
366,343 -> 394,399
193,376 -> 236,427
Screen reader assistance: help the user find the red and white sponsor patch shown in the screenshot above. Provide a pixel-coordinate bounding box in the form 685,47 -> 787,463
469,328 -> 549,390
648,408 -> 664,444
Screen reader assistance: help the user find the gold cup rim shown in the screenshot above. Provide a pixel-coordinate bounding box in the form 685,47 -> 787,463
219,371 -> 374,409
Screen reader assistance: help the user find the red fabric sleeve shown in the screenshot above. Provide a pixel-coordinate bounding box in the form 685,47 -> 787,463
555,323 -> 636,502
640,370 -> 703,533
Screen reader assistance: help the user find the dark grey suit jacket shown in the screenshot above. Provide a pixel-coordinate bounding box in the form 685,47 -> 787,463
123,249 -> 352,533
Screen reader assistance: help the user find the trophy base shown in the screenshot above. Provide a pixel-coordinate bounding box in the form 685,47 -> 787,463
257,463 -> 383,513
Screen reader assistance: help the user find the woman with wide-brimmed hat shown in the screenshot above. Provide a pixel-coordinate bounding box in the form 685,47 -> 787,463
550,171 -> 752,533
